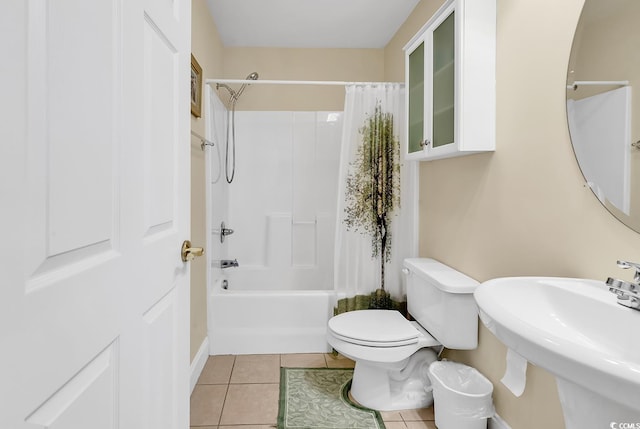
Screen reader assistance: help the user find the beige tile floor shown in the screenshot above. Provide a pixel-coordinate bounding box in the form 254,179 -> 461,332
190,353 -> 437,429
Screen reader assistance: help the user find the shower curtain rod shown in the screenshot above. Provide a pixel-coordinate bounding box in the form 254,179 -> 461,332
206,78 -> 403,87
567,80 -> 629,90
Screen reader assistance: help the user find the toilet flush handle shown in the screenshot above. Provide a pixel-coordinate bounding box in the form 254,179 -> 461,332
402,268 -> 410,276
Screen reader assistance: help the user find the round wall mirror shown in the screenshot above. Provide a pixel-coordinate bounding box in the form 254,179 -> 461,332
567,0 -> 640,232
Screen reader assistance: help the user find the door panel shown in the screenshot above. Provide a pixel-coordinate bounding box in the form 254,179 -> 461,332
143,17 -> 177,236
25,343 -> 118,429
0,0 -> 191,427
25,0 -> 120,288
144,290 -> 178,429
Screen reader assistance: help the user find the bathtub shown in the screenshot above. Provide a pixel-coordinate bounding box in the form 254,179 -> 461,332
208,276 -> 335,355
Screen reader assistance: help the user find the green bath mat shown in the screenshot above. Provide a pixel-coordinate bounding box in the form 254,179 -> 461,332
278,367 -> 385,429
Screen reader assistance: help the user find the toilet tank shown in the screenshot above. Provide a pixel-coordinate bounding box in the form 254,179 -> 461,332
403,258 -> 479,350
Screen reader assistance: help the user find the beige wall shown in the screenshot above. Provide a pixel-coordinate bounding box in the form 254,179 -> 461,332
386,0 -> 640,428
384,0 -> 444,82
220,47 -> 386,111
190,0 -> 224,361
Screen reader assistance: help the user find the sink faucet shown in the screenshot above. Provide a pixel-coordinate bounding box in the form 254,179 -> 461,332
606,260 -> 640,310
219,259 -> 239,269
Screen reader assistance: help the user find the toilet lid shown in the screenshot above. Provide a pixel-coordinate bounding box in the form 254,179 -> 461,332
328,310 -> 419,347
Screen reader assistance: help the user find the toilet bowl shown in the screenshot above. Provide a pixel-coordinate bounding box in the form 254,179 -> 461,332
326,258 -> 479,411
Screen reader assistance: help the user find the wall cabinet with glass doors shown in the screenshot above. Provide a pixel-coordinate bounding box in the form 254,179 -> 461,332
404,0 -> 496,161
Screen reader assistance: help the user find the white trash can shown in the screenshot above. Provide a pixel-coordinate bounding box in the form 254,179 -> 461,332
428,361 -> 494,429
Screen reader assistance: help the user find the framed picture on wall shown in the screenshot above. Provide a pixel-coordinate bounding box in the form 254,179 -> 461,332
191,54 -> 202,117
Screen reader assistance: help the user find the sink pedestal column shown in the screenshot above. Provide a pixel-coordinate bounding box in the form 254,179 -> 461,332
556,378 -> 639,429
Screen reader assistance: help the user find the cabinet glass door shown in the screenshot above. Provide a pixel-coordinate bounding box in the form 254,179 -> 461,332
432,12 -> 455,148
408,42 -> 425,153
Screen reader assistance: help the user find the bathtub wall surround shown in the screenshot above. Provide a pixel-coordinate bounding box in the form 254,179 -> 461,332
218,110 -> 343,291
205,106 -> 344,354
206,87 -> 230,284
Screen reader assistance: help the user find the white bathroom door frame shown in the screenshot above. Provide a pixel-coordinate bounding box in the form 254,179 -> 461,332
0,1 -> 191,428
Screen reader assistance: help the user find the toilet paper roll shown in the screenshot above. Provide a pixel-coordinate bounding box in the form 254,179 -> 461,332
501,349 -> 527,397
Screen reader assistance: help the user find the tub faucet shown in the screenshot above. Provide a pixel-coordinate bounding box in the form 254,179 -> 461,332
606,260 -> 640,311
218,221 -> 234,243
219,259 -> 239,269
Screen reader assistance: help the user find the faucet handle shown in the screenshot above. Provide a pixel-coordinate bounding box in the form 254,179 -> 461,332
616,260 -> 640,283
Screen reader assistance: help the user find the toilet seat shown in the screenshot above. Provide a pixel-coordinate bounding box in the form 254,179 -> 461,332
328,310 -> 420,347
326,310 -> 440,364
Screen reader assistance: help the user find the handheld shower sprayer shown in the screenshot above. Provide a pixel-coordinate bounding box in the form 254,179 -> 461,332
234,71 -> 259,101
216,72 -> 259,104
216,71 -> 259,184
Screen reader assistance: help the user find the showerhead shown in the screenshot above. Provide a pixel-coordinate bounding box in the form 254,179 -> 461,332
234,71 -> 259,100
216,83 -> 236,99
216,72 -> 259,106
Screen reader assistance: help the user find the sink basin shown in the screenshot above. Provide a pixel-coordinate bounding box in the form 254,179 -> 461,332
475,277 -> 640,428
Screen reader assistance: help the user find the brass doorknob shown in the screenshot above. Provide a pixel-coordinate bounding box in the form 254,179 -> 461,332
181,240 -> 205,262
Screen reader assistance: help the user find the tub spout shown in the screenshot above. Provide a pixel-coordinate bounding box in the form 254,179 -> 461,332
219,259 -> 239,269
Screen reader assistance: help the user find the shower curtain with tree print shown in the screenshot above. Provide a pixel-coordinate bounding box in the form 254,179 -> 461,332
333,83 -> 415,314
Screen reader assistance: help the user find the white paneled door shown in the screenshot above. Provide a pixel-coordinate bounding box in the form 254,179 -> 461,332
1,1 -> 191,428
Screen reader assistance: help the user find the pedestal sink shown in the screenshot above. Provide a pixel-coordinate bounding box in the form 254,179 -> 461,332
474,277 -> 640,428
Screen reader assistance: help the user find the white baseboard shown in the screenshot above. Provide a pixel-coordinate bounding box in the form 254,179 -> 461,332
190,337 -> 210,394
489,413 -> 512,429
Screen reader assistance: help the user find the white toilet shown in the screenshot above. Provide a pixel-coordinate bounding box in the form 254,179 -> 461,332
327,258 -> 479,411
